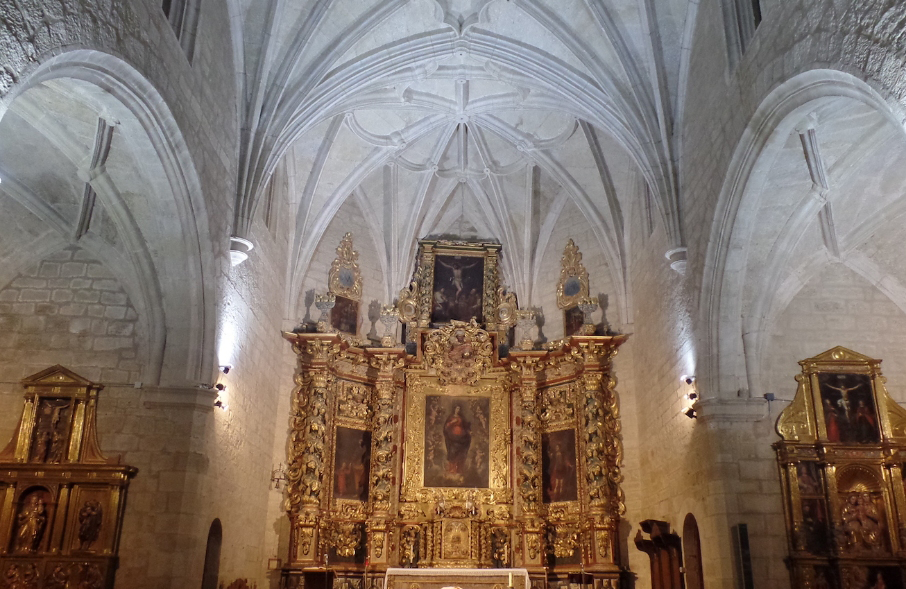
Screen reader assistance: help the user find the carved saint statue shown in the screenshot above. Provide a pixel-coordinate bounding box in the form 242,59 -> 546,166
400,526 -> 420,568
491,528 -> 510,568
78,500 -> 104,550
15,493 -> 47,553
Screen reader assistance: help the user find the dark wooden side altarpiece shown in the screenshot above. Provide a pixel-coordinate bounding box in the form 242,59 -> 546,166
0,366 -> 137,589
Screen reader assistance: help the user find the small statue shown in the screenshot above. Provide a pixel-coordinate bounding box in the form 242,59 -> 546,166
31,429 -> 51,463
15,493 -> 47,553
400,526 -> 420,568
491,528 -> 510,568
78,500 -> 104,550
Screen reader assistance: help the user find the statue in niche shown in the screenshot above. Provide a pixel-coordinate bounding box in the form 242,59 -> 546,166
841,491 -> 884,552
400,526 -> 420,568
15,493 -> 47,553
491,528 -> 510,568
78,500 -> 104,550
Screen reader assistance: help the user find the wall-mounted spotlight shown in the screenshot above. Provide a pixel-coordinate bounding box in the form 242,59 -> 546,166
214,383 -> 228,410
684,408 -> 697,419
219,365 -> 232,374
682,375 -> 696,385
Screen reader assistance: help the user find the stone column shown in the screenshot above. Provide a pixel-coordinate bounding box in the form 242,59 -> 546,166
509,351 -> 545,570
367,349 -> 406,571
283,333 -> 339,567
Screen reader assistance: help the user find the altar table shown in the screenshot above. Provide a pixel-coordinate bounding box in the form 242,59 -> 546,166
384,568 -> 530,589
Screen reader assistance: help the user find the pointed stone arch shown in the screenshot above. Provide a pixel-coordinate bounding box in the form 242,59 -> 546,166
700,69 -> 906,406
1,50 -> 217,386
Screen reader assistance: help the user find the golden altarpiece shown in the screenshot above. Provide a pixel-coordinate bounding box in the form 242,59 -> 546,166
0,366 -> 137,589
281,239 -> 628,589
775,347 -> 906,589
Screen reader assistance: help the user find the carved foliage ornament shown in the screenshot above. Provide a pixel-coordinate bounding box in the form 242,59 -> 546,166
329,522 -> 363,557
423,320 -> 494,386
557,239 -> 589,310
329,233 -> 363,301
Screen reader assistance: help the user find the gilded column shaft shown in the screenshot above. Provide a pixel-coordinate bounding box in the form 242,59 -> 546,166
283,335 -> 338,564
575,338 -> 626,567
368,352 -> 405,565
510,353 -> 544,568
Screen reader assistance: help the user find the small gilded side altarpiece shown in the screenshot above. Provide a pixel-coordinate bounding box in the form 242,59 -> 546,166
0,365 -> 137,589
281,321 -> 628,589
775,347 -> 906,589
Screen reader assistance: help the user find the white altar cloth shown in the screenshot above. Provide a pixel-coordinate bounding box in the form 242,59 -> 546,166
384,568 -> 530,589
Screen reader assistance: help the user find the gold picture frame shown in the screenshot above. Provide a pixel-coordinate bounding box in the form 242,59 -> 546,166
557,239 -> 589,310
411,240 -> 502,330
329,232 -> 363,301
401,377 -> 509,503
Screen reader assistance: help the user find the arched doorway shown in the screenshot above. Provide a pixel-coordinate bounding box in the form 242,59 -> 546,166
201,518 -> 223,589
683,514 -> 704,589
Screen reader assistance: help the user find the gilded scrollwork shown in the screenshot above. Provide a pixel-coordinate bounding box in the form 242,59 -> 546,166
540,383 -> 577,426
423,320 -> 494,386
596,528 -> 610,558
496,287 -> 517,332
329,233 -> 363,301
285,341 -> 337,515
370,380 -> 398,514
557,239 -> 589,310
337,381 -> 371,422
329,522 -> 363,557
547,524 -> 579,558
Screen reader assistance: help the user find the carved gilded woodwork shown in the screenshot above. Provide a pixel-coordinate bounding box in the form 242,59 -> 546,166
556,239 -> 589,310
0,366 -> 136,589
423,320 -> 495,386
282,326 -> 628,586
775,347 -> 906,588
329,233 -> 363,301
410,240 -> 502,330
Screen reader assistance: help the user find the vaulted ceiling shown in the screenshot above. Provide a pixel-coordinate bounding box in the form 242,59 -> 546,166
229,0 -> 698,318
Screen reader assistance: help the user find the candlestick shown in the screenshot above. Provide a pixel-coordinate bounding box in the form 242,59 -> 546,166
508,572 -> 513,588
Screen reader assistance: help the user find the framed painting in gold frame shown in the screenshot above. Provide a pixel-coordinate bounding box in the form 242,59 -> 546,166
411,240 -> 502,330
401,378 -> 509,502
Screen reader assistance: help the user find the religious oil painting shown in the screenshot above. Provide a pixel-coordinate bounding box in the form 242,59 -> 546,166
800,497 -> 830,554
333,427 -> 371,501
423,395 -> 490,488
855,566 -> 902,589
797,462 -> 822,496
817,373 -> 879,444
330,295 -> 359,335
811,566 -> 838,589
431,254 -> 485,324
541,429 -> 578,503
564,306 -> 585,338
